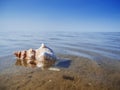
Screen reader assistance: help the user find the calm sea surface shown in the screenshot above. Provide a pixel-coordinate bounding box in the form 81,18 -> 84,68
0,31 -> 120,60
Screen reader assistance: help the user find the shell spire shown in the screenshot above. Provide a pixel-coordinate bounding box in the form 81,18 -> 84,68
41,43 -> 46,48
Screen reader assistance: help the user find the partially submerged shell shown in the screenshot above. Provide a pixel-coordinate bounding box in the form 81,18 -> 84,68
14,43 -> 57,69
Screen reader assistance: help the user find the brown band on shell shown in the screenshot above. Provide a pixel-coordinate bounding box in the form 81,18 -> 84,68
23,51 -> 27,59
33,50 -> 36,60
19,52 -> 21,58
25,50 -> 27,59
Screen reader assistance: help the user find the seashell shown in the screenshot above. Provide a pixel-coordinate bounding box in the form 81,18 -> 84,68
14,43 -> 57,69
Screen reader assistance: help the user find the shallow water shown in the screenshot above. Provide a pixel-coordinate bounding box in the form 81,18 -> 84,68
0,31 -> 120,71
0,31 -> 120,59
0,31 -> 120,90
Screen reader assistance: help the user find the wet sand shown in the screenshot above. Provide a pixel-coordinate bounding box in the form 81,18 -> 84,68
0,55 -> 120,90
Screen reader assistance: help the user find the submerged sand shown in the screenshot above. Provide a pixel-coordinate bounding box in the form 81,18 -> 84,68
0,55 -> 120,90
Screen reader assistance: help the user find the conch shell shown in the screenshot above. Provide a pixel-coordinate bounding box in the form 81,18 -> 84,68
14,43 -> 57,69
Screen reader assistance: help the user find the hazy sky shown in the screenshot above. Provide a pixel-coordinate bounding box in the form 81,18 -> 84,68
0,0 -> 120,32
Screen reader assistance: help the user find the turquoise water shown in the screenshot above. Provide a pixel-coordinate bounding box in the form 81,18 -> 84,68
0,31 -> 120,60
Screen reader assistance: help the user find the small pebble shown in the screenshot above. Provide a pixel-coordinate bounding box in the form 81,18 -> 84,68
88,83 -> 92,86
48,80 -> 52,82
62,75 -> 74,81
28,75 -> 32,78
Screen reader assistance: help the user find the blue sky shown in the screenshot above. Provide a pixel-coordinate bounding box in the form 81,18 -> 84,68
0,0 -> 120,32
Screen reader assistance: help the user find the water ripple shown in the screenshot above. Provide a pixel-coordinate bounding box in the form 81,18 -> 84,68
0,31 -> 120,60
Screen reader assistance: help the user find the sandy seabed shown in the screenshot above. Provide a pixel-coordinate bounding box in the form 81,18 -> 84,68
0,54 -> 120,90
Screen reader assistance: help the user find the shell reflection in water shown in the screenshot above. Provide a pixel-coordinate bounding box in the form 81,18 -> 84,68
15,59 -> 56,69
15,59 -> 36,68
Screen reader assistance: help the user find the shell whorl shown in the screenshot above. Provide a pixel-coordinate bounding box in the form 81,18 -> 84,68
40,43 -> 46,48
